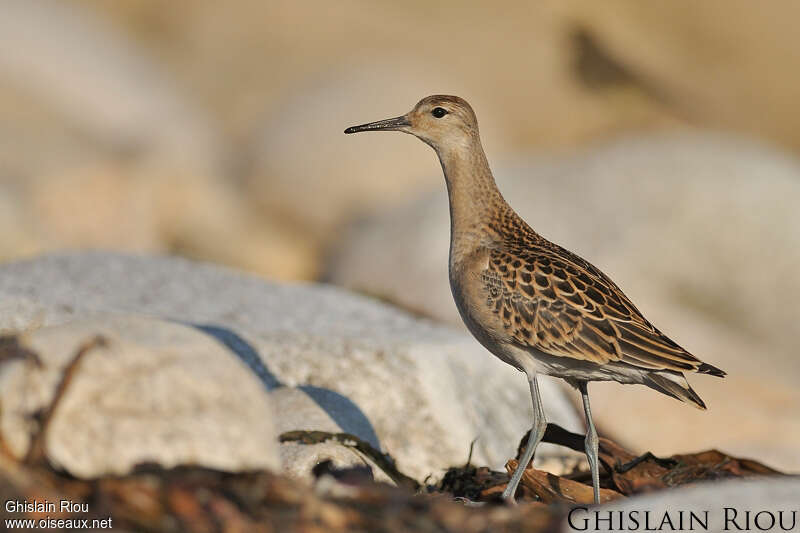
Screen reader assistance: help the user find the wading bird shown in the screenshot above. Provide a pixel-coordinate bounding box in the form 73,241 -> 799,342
345,95 -> 725,504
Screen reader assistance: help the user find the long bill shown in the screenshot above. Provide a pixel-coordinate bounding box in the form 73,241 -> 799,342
344,115 -> 410,134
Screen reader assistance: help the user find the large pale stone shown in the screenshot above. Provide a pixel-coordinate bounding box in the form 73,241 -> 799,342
328,132 -> 800,470
0,253 -> 583,482
0,315 -> 279,478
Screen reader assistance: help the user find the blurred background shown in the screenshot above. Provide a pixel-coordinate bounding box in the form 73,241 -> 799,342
1,0 -> 798,469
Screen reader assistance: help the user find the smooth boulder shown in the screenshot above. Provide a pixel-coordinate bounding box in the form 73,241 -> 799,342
0,252 -> 583,482
0,314 -> 279,478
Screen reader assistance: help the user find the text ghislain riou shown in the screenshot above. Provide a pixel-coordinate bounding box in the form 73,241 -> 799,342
567,507 -> 798,531
6,499 -> 88,513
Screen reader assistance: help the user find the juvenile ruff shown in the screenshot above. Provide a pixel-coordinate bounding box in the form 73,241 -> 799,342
344,96 -> 725,504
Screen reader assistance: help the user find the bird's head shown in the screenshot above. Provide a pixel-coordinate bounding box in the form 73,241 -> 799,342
344,95 -> 479,151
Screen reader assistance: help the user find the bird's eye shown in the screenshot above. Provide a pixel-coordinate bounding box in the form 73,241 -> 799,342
431,107 -> 448,118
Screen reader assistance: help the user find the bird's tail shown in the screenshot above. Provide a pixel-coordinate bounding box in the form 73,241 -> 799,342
642,371 -> 707,410
697,362 -> 726,378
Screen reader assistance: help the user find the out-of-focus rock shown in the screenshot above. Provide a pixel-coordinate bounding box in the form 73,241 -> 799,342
0,1 -> 321,281
0,0 -> 220,169
145,167 -> 320,280
0,315 -> 279,478
571,0 -> 800,151
0,252 -> 584,482
75,0 -> 675,149
25,164 -> 163,252
0,189 -> 40,262
0,0 -> 322,280
6,0 -> 800,286
328,132 -> 800,470
71,0 -> 678,244
0,163 -> 317,281
246,60 -> 500,239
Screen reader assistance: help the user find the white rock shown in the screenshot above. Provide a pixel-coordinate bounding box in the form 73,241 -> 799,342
0,315 -> 278,478
328,132 -> 800,470
0,252 -> 583,482
270,386 -> 392,484
562,477 -> 800,532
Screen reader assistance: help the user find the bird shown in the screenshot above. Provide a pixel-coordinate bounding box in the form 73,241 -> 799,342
344,95 -> 725,504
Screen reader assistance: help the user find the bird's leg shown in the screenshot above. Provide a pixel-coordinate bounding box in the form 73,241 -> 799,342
502,373 -> 547,504
578,381 -> 600,504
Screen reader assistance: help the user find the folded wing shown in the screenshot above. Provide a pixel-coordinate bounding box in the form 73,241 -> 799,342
481,243 -> 708,373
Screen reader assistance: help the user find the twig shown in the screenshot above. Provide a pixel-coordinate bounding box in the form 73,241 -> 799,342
0,336 -> 43,459
279,430 -> 420,491
516,423 -> 586,462
616,451 -> 677,474
25,335 -> 108,466
465,437 -> 478,468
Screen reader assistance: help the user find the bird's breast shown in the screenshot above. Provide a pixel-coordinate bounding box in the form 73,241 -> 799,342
448,245 -> 523,370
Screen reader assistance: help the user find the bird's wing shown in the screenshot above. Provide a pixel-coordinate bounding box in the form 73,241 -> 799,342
481,243 -> 703,372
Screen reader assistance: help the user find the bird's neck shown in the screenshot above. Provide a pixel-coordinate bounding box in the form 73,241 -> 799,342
436,137 -> 506,244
